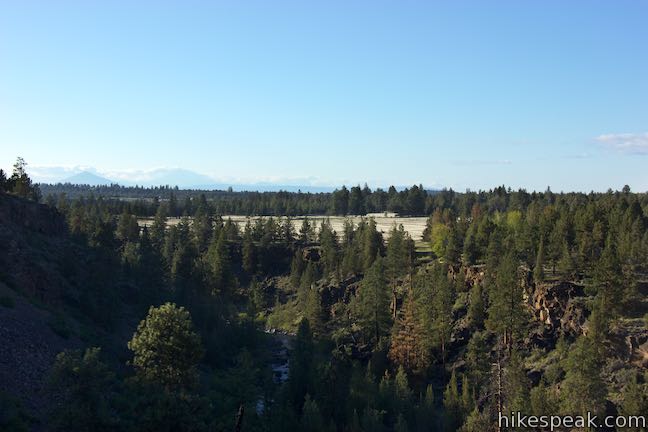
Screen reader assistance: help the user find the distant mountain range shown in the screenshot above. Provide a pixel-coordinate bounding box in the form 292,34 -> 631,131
39,168 -> 338,192
62,171 -> 114,186
34,167 -> 436,193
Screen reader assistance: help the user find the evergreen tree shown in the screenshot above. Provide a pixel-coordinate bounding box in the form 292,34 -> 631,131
305,286 -> 325,336
332,186 -> 349,215
9,157 -> 40,200
150,204 -> 168,252
116,209 -> 140,244
592,234 -> 624,315
349,186 -> 365,215
0,168 -> 7,192
534,238 -> 545,284
127,303 -> 204,390
443,370 -> 462,431
557,240 -> 576,279
48,348 -> 115,432
289,319 -> 314,409
354,257 -> 391,344
389,295 -> 429,373
362,219 -> 383,271
466,283 -> 484,329
205,230 -> 232,296
465,331 -> 490,390
486,252 -> 527,349
619,375 -> 648,431
560,335 -> 607,418
504,350 -> 529,413
242,228 -> 256,274
431,265 -> 454,364
319,219 -> 339,277
290,250 -> 306,288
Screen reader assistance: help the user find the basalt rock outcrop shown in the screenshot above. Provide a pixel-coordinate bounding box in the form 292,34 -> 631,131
531,280 -> 588,338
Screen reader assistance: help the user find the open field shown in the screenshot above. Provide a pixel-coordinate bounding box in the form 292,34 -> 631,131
139,213 -> 430,241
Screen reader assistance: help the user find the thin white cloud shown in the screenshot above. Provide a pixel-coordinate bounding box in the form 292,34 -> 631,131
596,132 -> 648,154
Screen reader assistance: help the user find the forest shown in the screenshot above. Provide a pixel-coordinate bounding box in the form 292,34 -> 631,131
1,159 -> 647,431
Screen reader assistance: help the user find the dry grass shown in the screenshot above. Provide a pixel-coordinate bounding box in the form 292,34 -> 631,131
139,214 -> 430,241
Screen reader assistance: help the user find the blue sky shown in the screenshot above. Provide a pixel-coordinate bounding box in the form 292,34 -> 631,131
1,1 -> 647,191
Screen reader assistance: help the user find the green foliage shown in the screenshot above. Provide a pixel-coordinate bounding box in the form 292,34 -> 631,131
466,283 -> 484,329
534,238 -> 545,283
48,348 -> 115,432
128,303 -> 204,390
560,335 -> 607,417
443,370 -> 463,431
486,252 -> 527,347
354,257 -> 391,344
8,157 -> 41,201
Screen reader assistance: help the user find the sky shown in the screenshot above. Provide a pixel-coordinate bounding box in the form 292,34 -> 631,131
1,1 -> 647,191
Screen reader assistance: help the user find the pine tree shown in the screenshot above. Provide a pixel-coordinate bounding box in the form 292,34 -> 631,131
354,257 -> 391,344
116,209 -> 140,244
560,335 -> 607,418
443,370 -> 462,432
465,331 -> 490,389
205,230 -> 232,295
289,319 -> 314,409
127,303 -> 203,390
534,238 -> 545,284
619,375 -> 648,431
461,374 -> 473,415
290,250 -> 306,288
386,224 -> 414,317
557,240 -> 576,279
349,186 -> 365,215
389,295 -> 429,373
362,219 -> 383,271
242,229 -> 256,274
305,286 -> 325,336
299,217 -> 315,243
504,350 -> 529,413
48,348 -> 115,432
463,226 -> 479,265
0,168 -> 7,192
150,204 -> 168,252
9,157 -> 40,200
592,234 -> 624,315
431,265 -> 455,364
319,219 -> 339,278
466,283 -> 484,329
486,252 -> 527,350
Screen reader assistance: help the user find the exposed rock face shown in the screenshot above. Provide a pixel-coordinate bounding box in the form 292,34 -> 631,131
319,274 -> 362,311
608,320 -> 648,368
532,281 -> 588,337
